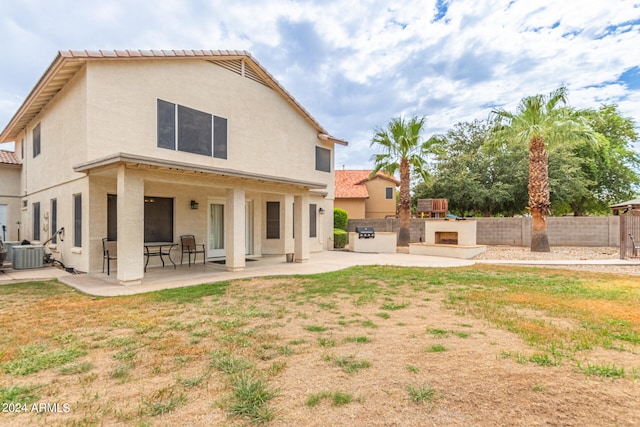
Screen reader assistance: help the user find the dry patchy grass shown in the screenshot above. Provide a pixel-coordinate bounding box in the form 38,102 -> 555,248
1,266 -> 639,426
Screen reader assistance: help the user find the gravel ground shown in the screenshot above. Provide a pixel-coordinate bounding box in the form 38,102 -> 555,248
472,245 -> 620,260
472,245 -> 640,275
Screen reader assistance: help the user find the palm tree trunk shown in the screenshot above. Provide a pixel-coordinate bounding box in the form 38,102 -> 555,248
528,136 -> 550,252
398,158 -> 411,246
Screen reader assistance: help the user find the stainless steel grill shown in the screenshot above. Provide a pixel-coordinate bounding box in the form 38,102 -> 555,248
355,226 -> 375,239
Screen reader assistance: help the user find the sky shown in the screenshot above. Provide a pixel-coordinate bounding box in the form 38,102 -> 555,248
0,0 -> 639,169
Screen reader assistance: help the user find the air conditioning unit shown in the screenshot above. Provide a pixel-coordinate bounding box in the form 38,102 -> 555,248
12,245 -> 44,270
3,241 -> 21,262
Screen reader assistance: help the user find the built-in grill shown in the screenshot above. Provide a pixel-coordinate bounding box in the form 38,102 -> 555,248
355,226 -> 375,239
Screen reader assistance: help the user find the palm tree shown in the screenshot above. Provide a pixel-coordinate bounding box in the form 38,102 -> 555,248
490,87 -> 599,252
370,116 -> 435,246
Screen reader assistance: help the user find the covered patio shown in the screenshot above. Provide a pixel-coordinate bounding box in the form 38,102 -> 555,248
74,153 -> 329,285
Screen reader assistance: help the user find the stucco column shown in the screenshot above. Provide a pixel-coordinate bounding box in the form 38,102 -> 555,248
294,194 -> 310,262
116,165 -> 144,285
225,188 -> 245,272
283,194 -> 294,254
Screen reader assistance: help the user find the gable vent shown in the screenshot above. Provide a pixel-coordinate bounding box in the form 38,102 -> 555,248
210,59 -> 272,89
212,59 -> 242,75
243,64 -> 271,88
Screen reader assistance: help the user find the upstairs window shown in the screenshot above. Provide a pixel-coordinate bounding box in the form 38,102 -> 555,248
315,147 -> 331,172
33,123 -> 41,158
385,187 -> 393,200
157,99 -> 227,159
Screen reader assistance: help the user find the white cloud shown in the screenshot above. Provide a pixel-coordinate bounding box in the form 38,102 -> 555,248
0,0 -> 638,165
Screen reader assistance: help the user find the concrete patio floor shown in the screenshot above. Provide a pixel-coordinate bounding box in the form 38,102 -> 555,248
1,250 -> 637,297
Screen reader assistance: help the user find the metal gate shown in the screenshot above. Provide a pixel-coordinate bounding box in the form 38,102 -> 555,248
620,215 -> 640,259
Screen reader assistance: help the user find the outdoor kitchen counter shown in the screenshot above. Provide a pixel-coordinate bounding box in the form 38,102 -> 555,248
349,232 -> 397,253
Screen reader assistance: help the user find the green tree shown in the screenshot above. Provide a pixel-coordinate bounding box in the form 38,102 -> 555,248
415,120 -> 528,216
370,116 -> 437,246
563,104 -> 640,215
490,87 -> 601,251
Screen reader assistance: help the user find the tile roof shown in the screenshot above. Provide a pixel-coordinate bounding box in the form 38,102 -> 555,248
0,150 -> 21,165
335,170 -> 399,199
1,50 -> 347,146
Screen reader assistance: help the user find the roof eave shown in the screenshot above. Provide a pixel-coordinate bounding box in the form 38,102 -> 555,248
1,50 -> 346,145
73,152 -> 327,190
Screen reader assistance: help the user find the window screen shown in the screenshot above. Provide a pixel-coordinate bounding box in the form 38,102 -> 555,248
157,99 -> 176,150
315,147 -> 331,172
51,199 -> 57,243
107,194 -> 117,241
309,204 -> 317,238
106,195 -> 173,242
386,187 -> 393,200
214,116 -> 228,159
266,202 -> 280,239
33,123 -> 41,158
144,197 -> 174,242
33,202 -> 40,241
178,105 -> 212,156
73,194 -> 82,247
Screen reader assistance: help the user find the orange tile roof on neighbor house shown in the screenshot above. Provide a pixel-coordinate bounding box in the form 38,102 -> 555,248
335,170 -> 399,198
0,150 -> 20,165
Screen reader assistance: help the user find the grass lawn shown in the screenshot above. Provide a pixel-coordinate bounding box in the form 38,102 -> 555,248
1,265 -> 639,426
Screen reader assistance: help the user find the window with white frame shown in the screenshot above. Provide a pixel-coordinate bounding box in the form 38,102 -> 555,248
385,187 -> 393,200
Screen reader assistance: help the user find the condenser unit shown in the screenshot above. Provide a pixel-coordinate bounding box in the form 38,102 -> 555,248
12,245 -> 44,269
3,241 -> 21,263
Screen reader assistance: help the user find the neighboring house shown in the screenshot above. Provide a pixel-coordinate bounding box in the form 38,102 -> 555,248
0,150 -> 22,241
334,170 -> 399,219
0,49 -> 346,285
611,197 -> 640,215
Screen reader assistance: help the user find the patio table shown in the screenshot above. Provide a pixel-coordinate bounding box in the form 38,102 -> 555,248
144,242 -> 177,272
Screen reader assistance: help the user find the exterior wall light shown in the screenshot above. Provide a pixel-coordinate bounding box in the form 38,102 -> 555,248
319,207 -> 325,215
190,200 -> 199,210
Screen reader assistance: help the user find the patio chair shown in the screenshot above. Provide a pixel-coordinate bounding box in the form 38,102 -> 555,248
629,233 -> 640,258
102,238 -> 117,275
180,235 -> 206,266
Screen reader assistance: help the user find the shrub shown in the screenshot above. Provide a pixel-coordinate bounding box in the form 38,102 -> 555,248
334,208 -> 348,231
334,229 -> 348,249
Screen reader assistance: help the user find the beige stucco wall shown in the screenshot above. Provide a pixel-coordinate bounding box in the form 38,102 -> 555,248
364,178 -> 396,218
0,165 -> 21,241
20,68 -> 88,193
335,199 -> 366,220
83,59 -> 335,199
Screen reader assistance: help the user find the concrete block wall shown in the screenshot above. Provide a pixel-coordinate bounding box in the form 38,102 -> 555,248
348,216 -> 620,247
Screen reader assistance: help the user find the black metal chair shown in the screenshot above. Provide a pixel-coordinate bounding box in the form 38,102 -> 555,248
102,238 -> 117,275
629,233 -> 640,258
180,235 -> 206,266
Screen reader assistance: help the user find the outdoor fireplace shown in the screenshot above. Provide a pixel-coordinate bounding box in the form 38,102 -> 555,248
435,231 -> 458,245
409,219 -> 486,259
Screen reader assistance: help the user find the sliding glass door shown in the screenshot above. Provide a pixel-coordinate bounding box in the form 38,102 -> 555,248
208,201 -> 225,258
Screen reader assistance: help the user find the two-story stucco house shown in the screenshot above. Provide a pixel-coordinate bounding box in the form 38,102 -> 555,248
334,170 -> 399,219
0,50 -> 346,285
